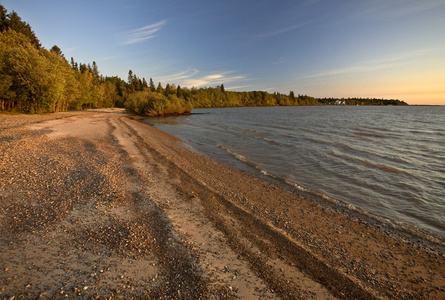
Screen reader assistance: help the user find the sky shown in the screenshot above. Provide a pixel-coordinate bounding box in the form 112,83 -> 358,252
2,0 -> 445,105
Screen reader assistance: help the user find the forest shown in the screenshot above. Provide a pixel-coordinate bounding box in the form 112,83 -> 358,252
0,5 -> 407,116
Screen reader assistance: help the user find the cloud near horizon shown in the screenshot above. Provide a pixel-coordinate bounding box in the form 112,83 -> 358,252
157,68 -> 246,88
181,72 -> 245,88
123,20 -> 166,45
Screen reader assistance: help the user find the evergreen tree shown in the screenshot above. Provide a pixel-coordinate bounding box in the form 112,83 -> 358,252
79,63 -> 88,74
70,57 -> 78,71
128,70 -> 133,84
142,77 -> 148,89
0,5 -> 7,32
156,82 -> 164,94
92,61 -> 100,79
149,78 -> 155,92
50,45 -> 65,60
127,70 -> 136,92
165,83 -> 171,96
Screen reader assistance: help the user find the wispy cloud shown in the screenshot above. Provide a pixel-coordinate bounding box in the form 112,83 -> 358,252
253,22 -> 306,39
225,85 -> 251,91
124,20 -> 166,45
350,1 -> 445,21
98,55 -> 123,61
182,72 -> 245,88
304,62 -> 397,79
385,1 -> 445,18
62,47 -> 77,55
304,48 -> 441,79
156,68 -> 199,84
158,69 -> 246,88
272,57 -> 289,65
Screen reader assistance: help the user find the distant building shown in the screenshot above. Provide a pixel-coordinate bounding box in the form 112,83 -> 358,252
334,100 -> 346,105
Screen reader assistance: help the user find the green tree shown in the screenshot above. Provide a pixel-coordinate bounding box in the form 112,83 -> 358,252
1,30 -> 49,112
289,91 -> 295,101
50,45 -> 66,61
79,63 -> 88,74
176,85 -> 183,98
92,61 -> 100,81
0,5 -> 7,32
165,83 -> 171,96
142,78 -> 148,89
149,78 -> 155,92
156,82 -> 164,94
4,10 -> 40,48
101,81 -> 119,108
125,90 -> 192,116
70,57 -> 78,71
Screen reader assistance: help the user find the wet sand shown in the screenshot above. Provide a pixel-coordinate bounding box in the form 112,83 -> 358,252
1,109 -> 444,299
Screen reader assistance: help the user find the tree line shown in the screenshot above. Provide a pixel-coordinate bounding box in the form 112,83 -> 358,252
318,97 -> 407,106
0,5 -> 124,113
0,4 -> 407,115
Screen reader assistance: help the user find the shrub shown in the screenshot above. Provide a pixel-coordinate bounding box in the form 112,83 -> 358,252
125,91 -> 193,116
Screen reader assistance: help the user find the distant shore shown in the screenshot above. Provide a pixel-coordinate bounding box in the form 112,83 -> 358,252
1,110 -> 444,299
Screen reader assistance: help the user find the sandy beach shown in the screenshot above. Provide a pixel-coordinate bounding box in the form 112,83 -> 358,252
1,109 -> 444,299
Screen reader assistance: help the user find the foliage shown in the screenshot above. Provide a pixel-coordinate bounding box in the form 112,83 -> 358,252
318,97 -> 408,106
0,5 -> 40,48
1,30 -> 70,112
0,4 -> 121,113
186,88 -> 319,108
125,90 -> 192,116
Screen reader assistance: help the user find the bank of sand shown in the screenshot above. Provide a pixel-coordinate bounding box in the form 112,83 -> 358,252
0,109 -> 444,299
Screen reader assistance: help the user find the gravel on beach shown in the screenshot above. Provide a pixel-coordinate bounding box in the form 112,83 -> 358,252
1,109 -> 444,299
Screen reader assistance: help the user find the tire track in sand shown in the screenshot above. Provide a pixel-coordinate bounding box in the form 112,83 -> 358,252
115,116 -> 342,299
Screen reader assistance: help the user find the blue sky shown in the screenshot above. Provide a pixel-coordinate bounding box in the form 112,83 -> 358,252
2,0 -> 445,104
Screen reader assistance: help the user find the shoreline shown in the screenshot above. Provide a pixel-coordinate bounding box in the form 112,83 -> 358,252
166,128 -> 445,254
1,110 -> 444,299
145,109 -> 445,251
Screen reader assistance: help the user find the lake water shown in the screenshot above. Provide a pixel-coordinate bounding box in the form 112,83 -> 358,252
148,106 -> 445,240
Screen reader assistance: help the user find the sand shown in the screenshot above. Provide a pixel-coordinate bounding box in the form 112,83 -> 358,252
0,109 -> 444,299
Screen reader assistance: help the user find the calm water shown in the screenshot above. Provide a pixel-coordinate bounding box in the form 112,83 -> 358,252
148,106 -> 445,239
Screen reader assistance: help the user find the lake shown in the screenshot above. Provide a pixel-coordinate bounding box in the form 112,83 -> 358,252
148,105 -> 445,240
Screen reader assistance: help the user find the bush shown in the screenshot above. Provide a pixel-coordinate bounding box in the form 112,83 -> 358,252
125,91 -> 193,116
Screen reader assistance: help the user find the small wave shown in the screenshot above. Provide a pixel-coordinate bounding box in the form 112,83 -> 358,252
284,178 -> 309,192
263,137 -> 285,146
362,125 -> 391,132
217,144 -> 287,183
242,131 -> 260,139
373,162 -> 414,177
334,141 -> 354,151
412,119 -> 433,125
244,128 -> 269,135
334,142 -> 409,165
353,131 -> 386,138
329,151 -> 415,178
217,144 -> 250,163
303,136 -> 332,145
408,130 -> 426,134
301,128 -> 315,133
263,137 -> 274,143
